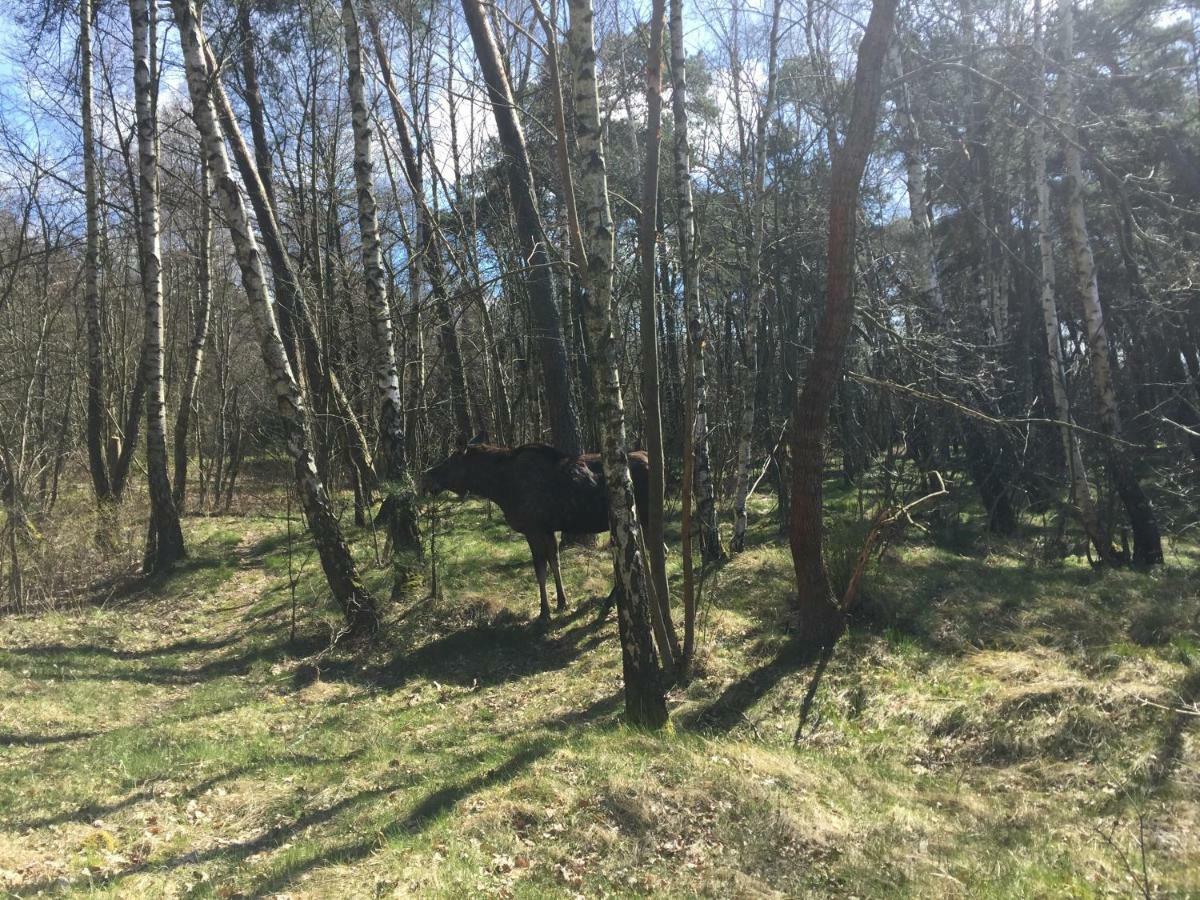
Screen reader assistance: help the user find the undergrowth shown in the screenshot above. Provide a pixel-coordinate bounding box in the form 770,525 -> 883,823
0,486 -> 1197,897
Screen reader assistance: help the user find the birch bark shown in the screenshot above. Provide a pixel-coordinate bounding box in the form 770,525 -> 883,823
343,0 -> 423,598
462,0 -> 583,456
668,0 -> 721,567
568,0 -> 668,727
172,0 -> 380,632
363,3 -> 472,446
173,152 -> 212,513
130,0 -> 185,573
1058,0 -> 1163,564
637,0 -> 680,673
731,0 -> 783,553
1031,0 -> 1112,560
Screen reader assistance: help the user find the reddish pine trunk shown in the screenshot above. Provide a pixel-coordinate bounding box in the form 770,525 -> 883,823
788,0 -> 897,649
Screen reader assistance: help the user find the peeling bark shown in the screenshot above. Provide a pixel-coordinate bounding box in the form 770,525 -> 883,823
343,0 -> 423,599
172,0 -> 379,633
568,0 -> 668,728
130,0 -> 185,573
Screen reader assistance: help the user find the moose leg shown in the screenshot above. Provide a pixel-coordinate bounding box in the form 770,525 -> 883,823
599,558 -> 623,621
526,534 -> 551,622
548,536 -> 568,612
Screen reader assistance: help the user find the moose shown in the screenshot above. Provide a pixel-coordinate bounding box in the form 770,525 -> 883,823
421,437 -> 649,621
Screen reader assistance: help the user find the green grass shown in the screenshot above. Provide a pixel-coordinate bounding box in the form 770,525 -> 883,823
1,492 -> 1198,897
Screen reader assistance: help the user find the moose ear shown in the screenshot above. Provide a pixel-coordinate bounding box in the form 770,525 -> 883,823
467,430 -> 488,447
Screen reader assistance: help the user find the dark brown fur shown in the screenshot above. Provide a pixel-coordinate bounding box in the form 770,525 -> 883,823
422,442 -> 649,620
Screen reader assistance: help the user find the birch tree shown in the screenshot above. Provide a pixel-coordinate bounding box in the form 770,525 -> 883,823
342,0 -> 423,598
173,153 -> 212,513
887,42 -> 941,313
637,0 -> 680,674
1058,0 -> 1163,565
669,0 -> 722,571
170,0 -> 380,633
1030,0 -> 1112,561
462,0 -> 583,457
129,0 -> 185,573
227,6 -> 378,500
363,2 -> 472,447
80,0 -> 109,506
568,0 -> 668,727
731,0 -> 783,554
79,0 -> 141,514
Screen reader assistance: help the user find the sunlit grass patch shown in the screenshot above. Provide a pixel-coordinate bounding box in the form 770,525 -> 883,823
1,492 -> 1197,896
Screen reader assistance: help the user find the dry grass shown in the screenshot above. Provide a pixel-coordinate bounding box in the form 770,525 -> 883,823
0,490 -> 1197,897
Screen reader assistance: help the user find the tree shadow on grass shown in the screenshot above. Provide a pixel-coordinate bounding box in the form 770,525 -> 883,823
2,635 -> 239,661
680,640 -> 824,734
82,552 -> 235,609
11,736 -> 559,898
1107,665 -> 1200,811
243,692 -> 622,896
9,748 -> 367,832
305,597 -> 613,694
0,630 -> 327,687
0,729 -> 99,748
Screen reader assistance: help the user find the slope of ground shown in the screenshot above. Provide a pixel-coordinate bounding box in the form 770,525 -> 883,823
1,493 -> 1197,897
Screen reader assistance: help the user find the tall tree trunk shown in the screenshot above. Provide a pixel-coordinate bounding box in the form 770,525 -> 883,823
531,0 -> 585,280
173,152 -> 212,513
172,0 -> 379,633
80,0 -> 112,506
637,0 -> 680,673
363,3 -> 472,446
788,0 -> 897,649
731,0 -> 783,553
1030,0 -> 1113,560
130,0 -> 185,574
669,0 -> 722,567
887,43 -> 942,313
462,0 -> 583,455
1058,0 -> 1163,565
568,0 -> 669,728
79,0 -> 143,504
530,0 -> 598,452
343,0 -> 423,599
236,0 -> 278,214
229,5 -> 375,498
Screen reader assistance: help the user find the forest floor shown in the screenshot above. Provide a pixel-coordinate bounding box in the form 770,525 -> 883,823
1,487 -> 1198,897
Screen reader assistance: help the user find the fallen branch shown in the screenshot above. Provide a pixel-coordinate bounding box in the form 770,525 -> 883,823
1136,696 -> 1200,717
840,471 -> 947,613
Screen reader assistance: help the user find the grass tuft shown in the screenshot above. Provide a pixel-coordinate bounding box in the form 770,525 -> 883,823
0,492 -> 1197,896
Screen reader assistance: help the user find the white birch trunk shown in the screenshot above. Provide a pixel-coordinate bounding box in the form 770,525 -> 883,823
171,0 -> 380,631
887,42 -> 943,313
130,0 -> 185,573
342,0 -> 422,597
173,152 -> 212,512
568,0 -> 668,728
1031,0 -> 1108,557
670,0 -> 721,674
1058,0 -> 1162,564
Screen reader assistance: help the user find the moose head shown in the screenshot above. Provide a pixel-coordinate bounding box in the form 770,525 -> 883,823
421,431 -> 490,496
